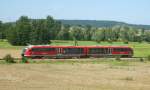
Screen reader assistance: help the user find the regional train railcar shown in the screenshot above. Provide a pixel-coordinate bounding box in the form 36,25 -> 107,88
22,46 -> 65,58
86,46 -> 133,58
60,46 -> 87,58
111,46 -> 133,57
22,45 -> 133,58
22,45 -> 87,58
86,46 -> 112,58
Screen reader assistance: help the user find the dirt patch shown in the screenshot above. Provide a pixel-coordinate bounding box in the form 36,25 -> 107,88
0,49 -> 21,59
0,63 -> 150,90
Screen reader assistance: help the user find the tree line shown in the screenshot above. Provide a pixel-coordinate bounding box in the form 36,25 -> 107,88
0,16 -> 150,46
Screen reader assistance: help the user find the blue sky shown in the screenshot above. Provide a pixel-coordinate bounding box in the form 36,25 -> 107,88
0,0 -> 150,25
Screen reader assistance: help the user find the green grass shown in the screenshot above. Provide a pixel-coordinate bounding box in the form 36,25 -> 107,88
20,58 -> 140,65
129,42 -> 150,57
0,40 -> 150,57
51,40 -> 126,46
0,58 -> 133,65
110,60 -> 130,66
0,41 -> 24,49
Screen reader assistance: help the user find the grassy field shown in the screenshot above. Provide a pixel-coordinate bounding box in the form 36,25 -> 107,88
0,40 -> 150,90
0,60 -> 150,90
0,40 -> 150,58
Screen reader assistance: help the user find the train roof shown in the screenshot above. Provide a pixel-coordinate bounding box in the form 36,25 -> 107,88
26,45 -> 132,48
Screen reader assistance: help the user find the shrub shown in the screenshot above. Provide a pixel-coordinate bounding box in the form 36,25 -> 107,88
115,55 -> 121,61
3,54 -> 15,63
140,58 -> 144,62
96,40 -> 101,43
22,57 -> 28,63
111,60 -> 129,66
124,41 -> 129,44
122,76 -> 134,81
147,55 -> 150,61
107,40 -> 113,44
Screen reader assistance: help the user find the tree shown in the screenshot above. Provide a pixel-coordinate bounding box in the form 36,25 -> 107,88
0,21 -> 3,40
30,19 -> 50,45
3,15 -> 150,46
91,28 -> 107,43
7,15 -> 61,45
7,26 -> 18,45
56,25 -> 70,40
85,25 -> 93,40
120,25 -> 130,42
145,31 -> 150,42
69,26 -> 83,40
112,25 -> 121,41
46,16 -> 61,40
2,23 -> 12,40
7,16 -> 31,45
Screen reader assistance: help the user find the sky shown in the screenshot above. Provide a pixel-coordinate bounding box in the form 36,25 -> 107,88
0,0 -> 150,25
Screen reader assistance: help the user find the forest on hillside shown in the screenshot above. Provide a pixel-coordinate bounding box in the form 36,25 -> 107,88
0,16 -> 150,46
60,20 -> 150,30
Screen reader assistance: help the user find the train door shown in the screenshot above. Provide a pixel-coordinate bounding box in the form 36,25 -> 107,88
108,48 -> 112,55
104,48 -> 111,55
56,48 -> 63,58
56,48 -> 62,54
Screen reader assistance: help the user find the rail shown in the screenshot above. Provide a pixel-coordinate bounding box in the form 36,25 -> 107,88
0,57 -> 146,60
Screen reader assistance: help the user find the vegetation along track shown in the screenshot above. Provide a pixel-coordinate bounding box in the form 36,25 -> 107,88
0,57 -> 145,61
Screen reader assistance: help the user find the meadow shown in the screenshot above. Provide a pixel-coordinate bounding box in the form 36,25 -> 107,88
0,40 -> 150,90
0,40 -> 150,58
0,59 -> 150,90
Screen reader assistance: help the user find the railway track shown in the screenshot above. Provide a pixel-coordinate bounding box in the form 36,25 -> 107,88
0,57 -> 146,60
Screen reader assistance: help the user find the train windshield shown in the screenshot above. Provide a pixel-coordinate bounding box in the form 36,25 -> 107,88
21,48 -> 27,56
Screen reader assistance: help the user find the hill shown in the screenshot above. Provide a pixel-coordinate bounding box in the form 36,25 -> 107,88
59,20 -> 150,30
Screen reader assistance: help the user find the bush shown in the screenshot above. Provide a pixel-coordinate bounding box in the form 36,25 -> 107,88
3,54 -> 16,63
115,55 -> 121,61
124,41 -> 129,44
107,40 -> 113,44
22,57 -> 29,63
96,40 -> 101,43
140,58 -> 144,62
147,55 -> 150,61
122,76 -> 134,81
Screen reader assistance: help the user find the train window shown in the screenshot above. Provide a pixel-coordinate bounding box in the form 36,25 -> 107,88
114,48 -> 120,52
113,48 -> 129,52
89,48 -> 109,54
21,48 -> 27,56
31,48 -> 55,52
63,48 -> 84,54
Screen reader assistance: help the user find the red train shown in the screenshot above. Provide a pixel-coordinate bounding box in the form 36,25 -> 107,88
22,45 -> 133,58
